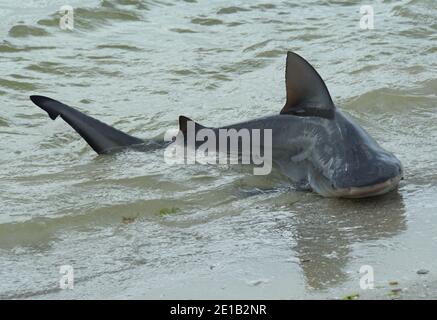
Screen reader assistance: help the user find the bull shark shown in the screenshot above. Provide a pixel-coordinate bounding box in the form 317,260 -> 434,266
30,51 -> 403,198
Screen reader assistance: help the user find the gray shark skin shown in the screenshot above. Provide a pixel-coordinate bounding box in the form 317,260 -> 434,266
197,112 -> 403,198
30,51 -> 403,198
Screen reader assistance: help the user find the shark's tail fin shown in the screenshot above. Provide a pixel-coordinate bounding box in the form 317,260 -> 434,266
30,95 -> 144,154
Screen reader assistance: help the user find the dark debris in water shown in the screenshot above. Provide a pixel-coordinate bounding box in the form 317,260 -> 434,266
122,213 -> 139,224
417,269 -> 429,275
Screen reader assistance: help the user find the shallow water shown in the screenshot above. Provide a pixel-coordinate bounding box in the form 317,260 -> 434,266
0,0 -> 436,299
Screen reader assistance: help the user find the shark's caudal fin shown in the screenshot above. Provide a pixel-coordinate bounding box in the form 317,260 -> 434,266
30,95 -> 144,154
280,51 -> 335,118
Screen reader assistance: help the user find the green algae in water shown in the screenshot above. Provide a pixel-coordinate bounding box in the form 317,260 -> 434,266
342,293 -> 360,300
159,207 -> 180,216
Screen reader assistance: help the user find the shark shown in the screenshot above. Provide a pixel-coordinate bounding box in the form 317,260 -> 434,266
30,51 -> 403,198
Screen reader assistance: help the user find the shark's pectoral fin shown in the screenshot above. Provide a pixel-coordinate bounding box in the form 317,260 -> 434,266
30,95 -> 144,154
280,51 -> 335,119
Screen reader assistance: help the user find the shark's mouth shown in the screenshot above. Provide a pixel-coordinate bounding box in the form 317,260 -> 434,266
308,166 -> 402,198
331,175 -> 402,198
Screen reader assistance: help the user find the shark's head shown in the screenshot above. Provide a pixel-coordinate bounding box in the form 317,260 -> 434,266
307,112 -> 403,198
281,52 -> 403,198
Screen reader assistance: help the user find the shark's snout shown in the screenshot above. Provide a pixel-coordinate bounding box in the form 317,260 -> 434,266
331,161 -> 403,198
309,156 -> 403,198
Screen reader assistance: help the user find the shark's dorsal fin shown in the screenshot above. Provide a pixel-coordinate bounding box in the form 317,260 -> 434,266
280,51 -> 335,119
179,116 -> 205,135
179,116 -> 191,135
